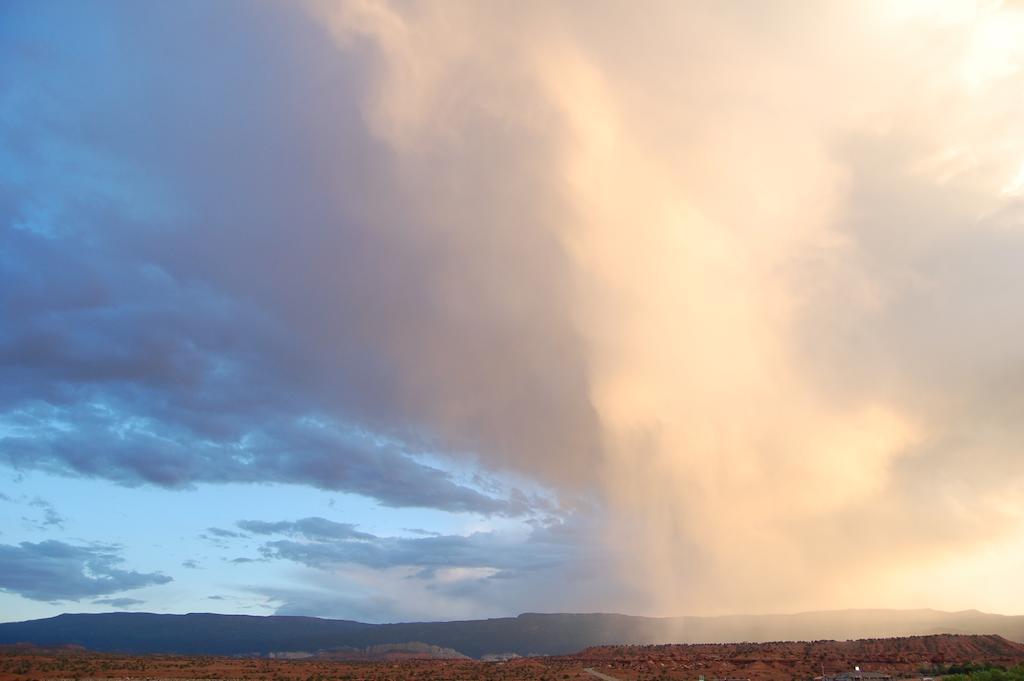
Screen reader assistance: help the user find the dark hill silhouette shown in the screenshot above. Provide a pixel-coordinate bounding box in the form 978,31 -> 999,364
0,609 -> 1022,659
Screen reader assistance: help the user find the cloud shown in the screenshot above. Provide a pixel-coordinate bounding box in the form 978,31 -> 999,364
238,517 -> 375,542
25,497 -> 64,530
0,0 -> 582,519
181,559 -> 200,569
0,540 -> 171,602
307,0 -> 1024,615
205,527 -> 247,540
238,514 -> 619,621
402,528 -> 441,537
0,401 -> 523,516
258,527 -> 565,575
92,597 -> 145,608
2,0 -> 1024,619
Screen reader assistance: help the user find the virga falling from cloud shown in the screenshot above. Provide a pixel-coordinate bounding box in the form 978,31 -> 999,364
312,0 -> 1024,615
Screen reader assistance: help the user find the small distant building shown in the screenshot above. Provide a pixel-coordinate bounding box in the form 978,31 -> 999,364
822,670 -> 891,681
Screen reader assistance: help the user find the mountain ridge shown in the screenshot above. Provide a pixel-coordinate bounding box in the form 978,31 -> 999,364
1,609 -> 1022,659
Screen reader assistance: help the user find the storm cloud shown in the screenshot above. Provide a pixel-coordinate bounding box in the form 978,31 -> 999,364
2,0 -> 1024,620
0,0 -> 590,519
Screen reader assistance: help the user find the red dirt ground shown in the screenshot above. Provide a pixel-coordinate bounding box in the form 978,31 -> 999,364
576,635 -> 1024,681
1,634 -> 1022,681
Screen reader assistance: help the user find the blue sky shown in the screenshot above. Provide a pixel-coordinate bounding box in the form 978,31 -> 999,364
0,469 -> 540,622
3,0 -> 1024,623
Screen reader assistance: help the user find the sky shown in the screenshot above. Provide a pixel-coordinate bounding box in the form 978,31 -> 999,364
1,0 -> 1024,624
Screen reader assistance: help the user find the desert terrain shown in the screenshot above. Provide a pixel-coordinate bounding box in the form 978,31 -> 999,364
576,634 -> 1024,681
2,635 -> 1023,681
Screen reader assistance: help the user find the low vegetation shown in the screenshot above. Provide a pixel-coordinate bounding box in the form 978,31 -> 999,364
941,664 -> 1024,681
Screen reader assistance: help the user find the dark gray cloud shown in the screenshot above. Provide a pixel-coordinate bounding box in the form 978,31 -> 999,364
0,400 -> 522,516
0,540 -> 171,602
0,0 -> 597,519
